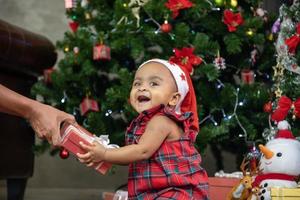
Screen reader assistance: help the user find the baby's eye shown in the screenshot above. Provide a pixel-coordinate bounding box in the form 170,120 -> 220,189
133,82 -> 140,87
149,82 -> 158,86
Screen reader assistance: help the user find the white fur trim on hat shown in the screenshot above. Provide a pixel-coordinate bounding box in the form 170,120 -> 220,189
138,59 -> 189,114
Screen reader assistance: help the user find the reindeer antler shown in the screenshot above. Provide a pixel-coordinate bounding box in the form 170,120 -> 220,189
240,158 -> 250,176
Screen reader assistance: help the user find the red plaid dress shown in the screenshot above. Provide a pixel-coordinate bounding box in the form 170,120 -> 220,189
126,105 -> 209,200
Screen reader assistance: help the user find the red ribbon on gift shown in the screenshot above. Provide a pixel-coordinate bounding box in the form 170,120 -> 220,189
285,23 -> 300,54
271,96 -> 300,122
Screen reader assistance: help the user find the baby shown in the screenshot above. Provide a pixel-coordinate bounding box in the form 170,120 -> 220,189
77,59 -> 209,199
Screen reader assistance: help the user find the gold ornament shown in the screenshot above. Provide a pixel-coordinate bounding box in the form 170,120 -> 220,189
230,0 -> 238,7
64,46 -> 69,52
128,0 -> 150,27
85,12 -> 91,20
246,29 -> 254,36
267,33 -> 273,41
275,88 -> 282,98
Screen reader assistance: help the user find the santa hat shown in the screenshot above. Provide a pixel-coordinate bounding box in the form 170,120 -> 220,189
138,59 -> 199,134
275,120 -> 295,139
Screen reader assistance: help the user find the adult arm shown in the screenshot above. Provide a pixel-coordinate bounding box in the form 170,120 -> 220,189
0,84 -> 75,145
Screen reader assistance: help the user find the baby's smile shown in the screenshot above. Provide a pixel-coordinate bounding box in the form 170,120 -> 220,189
137,95 -> 150,103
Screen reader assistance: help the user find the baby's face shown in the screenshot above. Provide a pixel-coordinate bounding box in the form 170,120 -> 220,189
130,62 -> 178,113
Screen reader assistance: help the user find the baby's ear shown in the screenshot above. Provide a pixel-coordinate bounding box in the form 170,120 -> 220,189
168,92 -> 181,106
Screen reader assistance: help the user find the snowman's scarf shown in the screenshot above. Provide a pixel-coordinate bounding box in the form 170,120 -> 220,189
252,173 -> 297,187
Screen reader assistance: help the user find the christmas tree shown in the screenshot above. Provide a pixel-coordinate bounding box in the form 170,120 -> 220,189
264,0 -> 300,140
31,0 -> 299,162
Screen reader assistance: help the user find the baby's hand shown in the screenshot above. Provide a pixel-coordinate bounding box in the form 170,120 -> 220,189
77,141 -> 106,167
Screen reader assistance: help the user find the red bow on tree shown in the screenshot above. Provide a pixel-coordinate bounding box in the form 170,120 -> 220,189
223,9 -> 244,32
169,47 -> 202,74
285,23 -> 300,54
271,96 -> 300,122
165,0 -> 194,19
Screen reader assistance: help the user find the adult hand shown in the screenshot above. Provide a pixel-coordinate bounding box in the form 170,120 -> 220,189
28,101 -> 75,146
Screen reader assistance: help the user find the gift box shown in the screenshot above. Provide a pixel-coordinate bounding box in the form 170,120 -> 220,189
271,187 -> 300,200
60,122 -> 118,174
208,177 -> 240,200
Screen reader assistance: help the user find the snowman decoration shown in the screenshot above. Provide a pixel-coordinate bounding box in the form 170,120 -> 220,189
251,120 -> 300,200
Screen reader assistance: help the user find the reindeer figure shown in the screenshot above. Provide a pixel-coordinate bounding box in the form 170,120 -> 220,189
227,159 -> 257,200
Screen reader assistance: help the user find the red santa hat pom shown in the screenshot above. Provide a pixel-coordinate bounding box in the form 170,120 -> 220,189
276,120 -> 295,139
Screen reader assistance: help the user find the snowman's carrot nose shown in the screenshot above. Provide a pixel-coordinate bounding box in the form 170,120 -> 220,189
259,144 -> 274,159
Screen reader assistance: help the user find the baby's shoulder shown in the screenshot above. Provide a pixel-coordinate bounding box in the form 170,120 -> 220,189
147,114 -> 178,131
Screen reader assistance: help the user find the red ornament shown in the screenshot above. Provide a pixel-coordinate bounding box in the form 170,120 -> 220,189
165,0 -> 194,19
223,9 -> 244,32
93,44 -> 111,61
69,21 -> 79,32
263,101 -> 273,113
65,0 -> 77,9
160,21 -> 172,33
59,148 -> 69,159
43,68 -> 55,83
241,69 -> 255,84
80,97 -> 100,116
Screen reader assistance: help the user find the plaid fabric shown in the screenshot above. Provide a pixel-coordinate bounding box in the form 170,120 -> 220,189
126,105 -> 209,200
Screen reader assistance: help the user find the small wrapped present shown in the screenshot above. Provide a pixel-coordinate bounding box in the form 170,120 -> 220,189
271,187 -> 300,200
60,122 -> 119,174
79,97 -> 99,116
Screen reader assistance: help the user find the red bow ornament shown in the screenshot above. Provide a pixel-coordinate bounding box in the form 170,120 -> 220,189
285,23 -> 300,54
223,9 -> 244,32
165,0 -> 193,19
271,96 -> 300,122
169,47 -> 202,74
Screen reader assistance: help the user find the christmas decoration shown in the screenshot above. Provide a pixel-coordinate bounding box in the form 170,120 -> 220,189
165,0 -> 193,19
59,148 -> 69,159
213,56 -> 226,70
93,44 -> 111,61
223,9 -> 243,32
252,120 -> 300,200
43,68 -> 55,83
214,0 -> 224,7
285,23 -> 300,54
69,21 -> 79,32
73,46 -> 79,55
227,158 -> 258,200
160,20 -> 172,33
230,0 -> 237,8
79,96 -> 99,116
271,96 -> 300,122
241,69 -> 255,84
65,0 -> 77,9
128,0 -> 150,27
246,143 -> 260,172
169,47 -> 202,74
271,18 -> 281,34
263,101 -> 273,113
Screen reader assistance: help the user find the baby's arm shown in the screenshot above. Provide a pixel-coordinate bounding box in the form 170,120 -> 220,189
77,115 -> 172,165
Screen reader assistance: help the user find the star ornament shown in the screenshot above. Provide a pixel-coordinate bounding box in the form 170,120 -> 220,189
180,73 -> 186,81
223,9 -> 244,32
165,0 -> 194,19
169,47 -> 202,74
